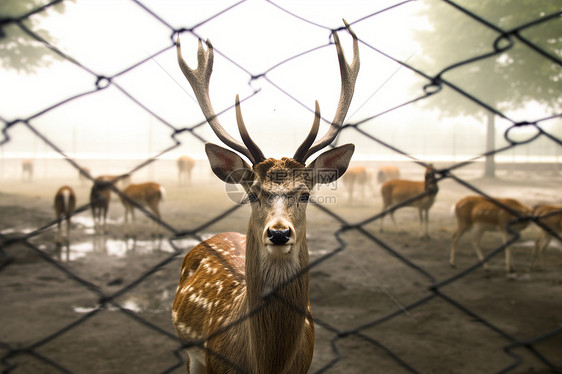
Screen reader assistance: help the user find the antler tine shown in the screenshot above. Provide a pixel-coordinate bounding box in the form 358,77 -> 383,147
301,19 -> 360,163
235,95 -> 266,164
293,101 -> 321,164
177,36 -> 258,165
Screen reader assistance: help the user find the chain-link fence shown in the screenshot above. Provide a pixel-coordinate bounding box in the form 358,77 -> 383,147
1,0 -> 561,373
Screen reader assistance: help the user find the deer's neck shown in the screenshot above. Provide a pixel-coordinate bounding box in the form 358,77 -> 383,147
244,227 -> 310,373
425,176 -> 438,195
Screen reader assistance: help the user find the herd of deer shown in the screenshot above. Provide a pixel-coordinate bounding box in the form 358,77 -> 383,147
346,163 -> 560,273
52,154 -> 197,245
46,22 -> 558,373
54,173 -> 164,243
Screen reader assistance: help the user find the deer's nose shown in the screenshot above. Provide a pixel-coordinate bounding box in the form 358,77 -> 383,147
267,228 -> 292,245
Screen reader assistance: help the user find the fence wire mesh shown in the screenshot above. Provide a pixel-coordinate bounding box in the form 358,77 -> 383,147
1,0 -> 561,373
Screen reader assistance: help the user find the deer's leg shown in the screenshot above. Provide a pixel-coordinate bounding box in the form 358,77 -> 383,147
130,208 -> 136,238
529,234 -> 542,270
390,210 -> 397,229
123,206 -> 130,238
419,209 -> 429,239
501,231 -> 515,273
56,215 -> 62,243
449,225 -> 468,268
539,235 -> 551,267
148,202 -> 162,240
66,216 -> 71,243
91,207 -> 97,231
530,233 -> 550,270
102,206 -> 108,235
470,227 -> 488,271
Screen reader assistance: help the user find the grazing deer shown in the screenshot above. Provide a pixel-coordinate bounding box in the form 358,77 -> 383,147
172,20 -> 359,373
377,165 -> 400,184
342,166 -> 373,202
178,155 -> 195,186
119,182 -> 165,238
54,186 -> 76,242
449,195 -> 532,273
528,204 -> 562,270
379,165 -> 438,239
90,176 -> 113,234
21,159 -> 33,181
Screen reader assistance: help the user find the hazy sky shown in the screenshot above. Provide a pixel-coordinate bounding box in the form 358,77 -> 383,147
1,0 -> 559,163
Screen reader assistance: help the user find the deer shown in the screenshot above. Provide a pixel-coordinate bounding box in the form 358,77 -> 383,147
528,204 -> 562,270
449,195 -> 532,273
90,176 -> 113,234
342,165 -> 373,203
119,182 -> 165,239
21,159 -> 33,182
379,165 -> 438,239
54,186 -> 76,243
377,165 -> 400,184
172,20 -> 359,374
178,155 -> 196,186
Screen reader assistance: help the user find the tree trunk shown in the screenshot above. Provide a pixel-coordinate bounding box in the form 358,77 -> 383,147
484,111 -> 496,178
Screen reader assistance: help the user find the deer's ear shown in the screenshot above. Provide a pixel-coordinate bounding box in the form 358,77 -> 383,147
205,143 -> 255,184
306,143 -> 354,186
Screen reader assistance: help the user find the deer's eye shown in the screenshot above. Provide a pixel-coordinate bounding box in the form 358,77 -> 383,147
299,193 -> 310,203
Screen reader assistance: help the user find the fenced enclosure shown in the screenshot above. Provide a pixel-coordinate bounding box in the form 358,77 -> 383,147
1,0 -> 561,373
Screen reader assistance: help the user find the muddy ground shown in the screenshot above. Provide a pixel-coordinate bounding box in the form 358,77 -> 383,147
0,164 -> 561,374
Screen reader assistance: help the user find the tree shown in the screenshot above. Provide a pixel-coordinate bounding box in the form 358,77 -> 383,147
0,0 -> 73,74
411,0 -> 561,177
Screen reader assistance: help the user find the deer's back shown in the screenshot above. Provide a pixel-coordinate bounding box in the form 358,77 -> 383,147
381,179 -> 427,208
455,196 -> 531,231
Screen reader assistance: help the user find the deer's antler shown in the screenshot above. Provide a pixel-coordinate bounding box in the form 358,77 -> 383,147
293,19 -> 360,164
177,18 -> 359,166
177,37 -> 265,165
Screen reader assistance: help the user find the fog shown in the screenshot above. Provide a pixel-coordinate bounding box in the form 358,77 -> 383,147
1,0 -> 560,180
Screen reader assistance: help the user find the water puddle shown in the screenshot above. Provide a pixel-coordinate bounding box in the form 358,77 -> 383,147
1,227 -> 37,235
74,290 -> 171,314
59,235 -> 211,261
73,299 -> 142,314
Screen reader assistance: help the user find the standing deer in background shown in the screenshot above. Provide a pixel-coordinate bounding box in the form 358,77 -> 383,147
177,155 -> 195,186
173,20 -> 359,373
528,204 -> 562,270
21,159 -> 33,182
449,195 -> 532,273
342,165 -> 373,202
379,165 -> 438,239
119,182 -> 165,239
377,165 -> 400,184
54,186 -> 76,243
90,176 -> 114,234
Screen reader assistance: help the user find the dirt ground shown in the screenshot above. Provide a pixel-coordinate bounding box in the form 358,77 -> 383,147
0,164 -> 561,374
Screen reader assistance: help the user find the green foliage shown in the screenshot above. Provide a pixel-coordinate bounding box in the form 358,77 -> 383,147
412,0 -> 561,117
0,0 -> 71,74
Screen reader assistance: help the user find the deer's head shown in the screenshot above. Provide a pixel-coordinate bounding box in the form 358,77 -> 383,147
177,21 -> 359,262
